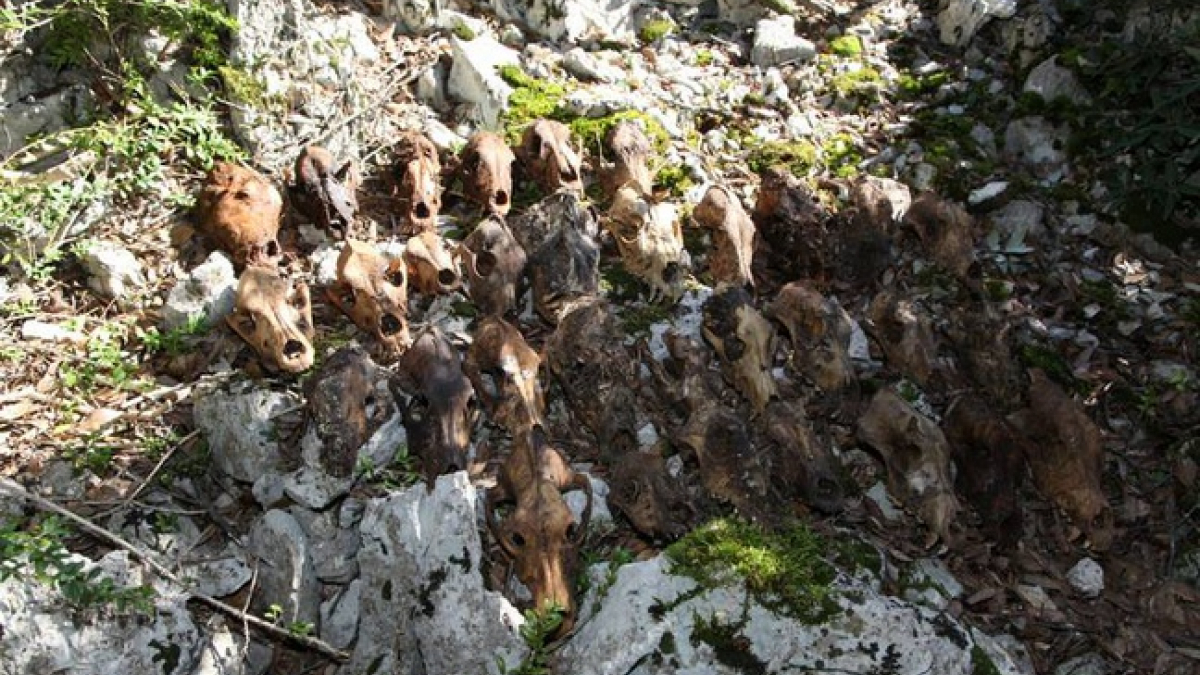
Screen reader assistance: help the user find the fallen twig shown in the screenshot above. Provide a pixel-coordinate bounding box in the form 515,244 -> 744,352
0,477 -> 349,663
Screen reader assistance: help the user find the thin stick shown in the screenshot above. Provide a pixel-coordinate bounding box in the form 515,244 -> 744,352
121,429 -> 199,506
0,478 -> 349,663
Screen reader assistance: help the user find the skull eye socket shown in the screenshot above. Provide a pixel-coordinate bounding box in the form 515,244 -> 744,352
237,315 -> 257,334
380,313 -> 403,336
340,290 -> 357,308
406,395 -> 428,422
387,269 -> 406,287
437,269 -> 457,287
289,287 -> 309,311
509,532 -> 526,549
565,522 -> 578,541
265,240 -> 281,257
724,337 -> 746,361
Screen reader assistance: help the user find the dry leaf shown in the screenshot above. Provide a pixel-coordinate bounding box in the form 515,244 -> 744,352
77,407 -> 123,434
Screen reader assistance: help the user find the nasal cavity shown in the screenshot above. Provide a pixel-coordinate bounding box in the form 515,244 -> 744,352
266,240 -> 281,257
561,166 -> 579,182
438,269 -> 457,287
381,313 -> 403,336
493,190 -> 509,207
283,339 -> 306,358
415,202 -> 431,219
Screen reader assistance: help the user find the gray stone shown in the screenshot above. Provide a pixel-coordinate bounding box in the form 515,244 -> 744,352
489,0 -> 637,44
192,380 -> 296,484
1055,653 -> 1112,675
80,241 -> 145,301
1004,116 -> 1070,184
384,0 -> 439,34
1066,557 -> 1104,599
0,84 -> 91,157
0,550 -> 204,675
564,47 -> 621,83
903,558 -> 965,610
38,460 -> 85,500
289,507 -> 361,584
186,550 -> 253,599
560,555 -> 1032,675
447,34 -> 521,130
564,473 -> 614,525
320,580 -> 362,650
1023,56 -> 1091,106
938,0 -> 1018,47
718,0 -> 794,26
161,251 -> 236,331
247,509 -> 320,626
345,472 -> 526,675
751,16 -> 817,68
989,199 -> 1046,243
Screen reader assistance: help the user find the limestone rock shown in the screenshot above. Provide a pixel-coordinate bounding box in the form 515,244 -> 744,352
192,380 -> 296,484
161,251 -> 236,331
1023,56 -> 1092,106
320,580 -> 362,651
1004,116 -> 1070,184
247,509 -> 321,626
488,0 -> 638,44
751,15 -> 817,68
447,34 -> 521,129
383,0 -> 439,35
938,0 -> 1017,47
81,241 -> 145,301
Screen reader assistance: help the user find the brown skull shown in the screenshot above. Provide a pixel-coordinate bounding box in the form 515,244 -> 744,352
459,215 -> 527,317
866,289 -> 938,386
692,185 -> 755,288
519,195 -> 600,324
393,130 -> 442,234
291,145 -> 359,239
486,426 -> 591,633
764,282 -> 855,393
392,327 -> 476,489
464,317 -> 545,434
404,230 -> 461,295
943,393 -> 1027,548
602,119 -> 654,197
197,162 -> 283,269
227,266 -> 315,374
761,400 -> 846,515
302,346 -> 397,478
518,119 -> 583,194
460,131 -> 516,216
327,239 -> 411,358
605,186 -> 688,302
702,287 -> 778,414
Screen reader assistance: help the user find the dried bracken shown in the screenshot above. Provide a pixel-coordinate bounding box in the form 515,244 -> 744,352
197,162 -> 283,269
459,131 -> 516,216
857,389 -> 960,541
486,426 -> 591,633
227,266 -> 315,374
458,215 -> 527,317
518,119 -> 583,194
702,287 -> 778,414
327,239 -> 411,358
605,185 -> 687,302
692,185 -> 755,288
463,317 -> 545,434
404,230 -> 461,295
391,328 -> 476,490
393,130 -> 442,234
290,145 -> 359,238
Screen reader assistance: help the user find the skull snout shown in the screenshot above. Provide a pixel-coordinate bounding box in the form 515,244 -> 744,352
274,334 -> 314,373
283,339 -> 305,358
414,201 -> 432,219
493,189 -> 509,208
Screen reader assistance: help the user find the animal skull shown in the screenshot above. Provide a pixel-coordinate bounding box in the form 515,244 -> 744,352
692,185 -> 755,288
762,401 -> 846,514
605,186 -> 687,302
302,346 -> 397,478
464,317 -> 545,434
518,119 -> 583,194
391,327 -> 476,489
458,215 -> 527,317
327,239 -> 411,358
702,287 -> 778,414
291,145 -> 359,239
602,119 -> 653,197
393,130 -> 442,234
460,131 -> 516,215
486,426 -> 591,633
404,230 -> 461,295
227,266 -> 315,374
764,282 -> 855,393
526,199 -> 600,324
197,162 -> 283,268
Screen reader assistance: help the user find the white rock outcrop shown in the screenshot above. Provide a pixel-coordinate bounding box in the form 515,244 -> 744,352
81,240 -> 145,301
447,34 -> 521,129
937,0 -> 1017,47
161,251 -> 236,331
192,380 -> 297,485
751,15 -> 817,68
488,0 -> 638,44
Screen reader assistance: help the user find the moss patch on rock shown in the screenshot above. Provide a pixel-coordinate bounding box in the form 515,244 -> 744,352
569,109 -> 671,158
746,139 -> 818,176
498,64 -> 569,144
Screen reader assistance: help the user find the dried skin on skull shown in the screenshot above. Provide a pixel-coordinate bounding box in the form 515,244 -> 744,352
197,162 -> 283,268
764,282 -> 855,393
857,389 -> 960,540
302,346 -> 396,477
464,317 -> 545,434
866,289 -> 938,386
327,239 -> 411,358
702,287 -> 778,414
692,185 -> 755,288
404,230 -> 461,295
527,209 -> 600,324
487,427 -> 591,631
606,186 -> 687,302
904,192 -> 976,280
518,119 -> 583,194
459,216 -> 527,317
391,328 -> 476,489
291,145 -> 359,238
943,394 -> 1028,548
393,130 -> 442,234
752,167 -> 830,284
761,400 -> 846,515
601,120 -> 654,197
460,131 -> 516,215
227,266 -> 315,374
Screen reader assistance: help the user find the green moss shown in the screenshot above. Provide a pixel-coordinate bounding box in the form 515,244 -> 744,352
746,140 -> 818,176
829,35 -> 863,57
690,613 -> 767,674
666,518 -> 839,622
1018,343 -> 1079,391
569,109 -> 671,158
451,22 -> 477,41
831,538 -> 882,578
695,49 -> 715,67
498,64 -> 569,145
655,163 -> 694,197
970,645 -> 1002,675
897,70 -> 950,99
822,133 -> 863,178
620,303 -> 672,334
219,66 -> 272,109
830,66 -> 884,111
639,18 -> 674,44
600,261 -> 645,302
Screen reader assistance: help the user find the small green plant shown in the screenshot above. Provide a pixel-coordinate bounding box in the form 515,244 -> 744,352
695,49 -> 715,67
822,133 -> 863,178
568,110 -> 671,158
138,315 -> 209,356
60,325 -> 144,394
0,516 -> 155,614
498,65 -> 569,144
745,140 -> 818,176
829,35 -> 863,57
359,444 -> 421,490
498,605 -> 566,675
666,518 -> 838,622
63,434 -> 119,474
638,18 -> 674,44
